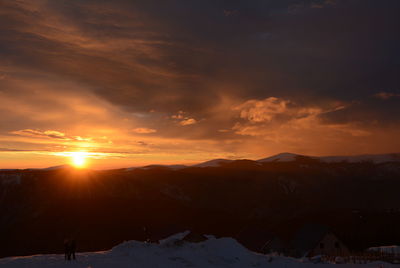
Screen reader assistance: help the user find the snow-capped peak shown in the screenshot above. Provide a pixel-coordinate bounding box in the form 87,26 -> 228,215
257,153 -> 305,163
192,159 -> 233,168
257,152 -> 400,164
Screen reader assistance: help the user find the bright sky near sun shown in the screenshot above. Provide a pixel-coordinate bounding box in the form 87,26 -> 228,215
70,152 -> 88,168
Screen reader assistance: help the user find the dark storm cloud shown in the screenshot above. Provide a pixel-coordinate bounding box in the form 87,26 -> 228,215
320,97 -> 400,126
1,1 -> 400,113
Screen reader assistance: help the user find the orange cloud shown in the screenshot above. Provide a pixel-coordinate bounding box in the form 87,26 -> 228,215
11,129 -> 70,140
171,111 -> 198,126
179,118 -> 197,126
230,97 -> 381,155
235,97 -> 291,123
132,128 -> 157,134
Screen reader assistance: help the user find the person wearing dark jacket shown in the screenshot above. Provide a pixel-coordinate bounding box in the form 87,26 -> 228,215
64,239 -> 77,260
64,239 -> 70,260
70,239 -> 76,260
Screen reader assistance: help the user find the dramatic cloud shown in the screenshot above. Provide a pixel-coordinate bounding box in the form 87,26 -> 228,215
0,0 -> 399,168
232,97 -> 350,141
235,97 -> 294,123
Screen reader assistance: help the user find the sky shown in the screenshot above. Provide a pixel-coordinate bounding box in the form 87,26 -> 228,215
0,0 -> 400,169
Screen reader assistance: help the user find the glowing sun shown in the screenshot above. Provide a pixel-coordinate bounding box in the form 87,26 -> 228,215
70,152 -> 88,168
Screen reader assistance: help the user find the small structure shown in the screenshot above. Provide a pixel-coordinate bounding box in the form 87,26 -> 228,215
263,224 -> 350,258
291,224 -> 350,257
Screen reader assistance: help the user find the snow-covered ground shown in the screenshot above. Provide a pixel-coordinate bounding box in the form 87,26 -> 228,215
368,245 -> 400,254
0,232 -> 395,268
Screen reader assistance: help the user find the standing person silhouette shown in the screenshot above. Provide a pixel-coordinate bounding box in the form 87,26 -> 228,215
64,238 -> 77,260
70,239 -> 76,260
64,239 -> 71,260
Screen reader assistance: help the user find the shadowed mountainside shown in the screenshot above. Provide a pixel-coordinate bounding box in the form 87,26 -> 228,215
1,155 -> 400,257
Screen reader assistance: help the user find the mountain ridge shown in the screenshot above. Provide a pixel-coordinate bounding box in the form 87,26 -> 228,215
3,152 -> 400,171
1,155 -> 400,257
196,152 -> 400,168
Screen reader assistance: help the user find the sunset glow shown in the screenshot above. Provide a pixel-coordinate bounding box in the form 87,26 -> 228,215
70,152 -> 88,168
1,1 -> 400,265
0,0 -> 399,169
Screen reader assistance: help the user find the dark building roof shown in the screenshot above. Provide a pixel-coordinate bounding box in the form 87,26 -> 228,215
291,224 -> 331,256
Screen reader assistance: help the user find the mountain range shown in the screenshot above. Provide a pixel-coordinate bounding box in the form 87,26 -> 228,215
0,152 -> 400,258
3,152 -> 399,171
129,152 -> 400,170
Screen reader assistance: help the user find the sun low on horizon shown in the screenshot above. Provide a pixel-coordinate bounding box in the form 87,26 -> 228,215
69,152 -> 89,169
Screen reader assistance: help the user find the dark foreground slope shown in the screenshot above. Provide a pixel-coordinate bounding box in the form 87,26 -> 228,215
1,158 -> 400,257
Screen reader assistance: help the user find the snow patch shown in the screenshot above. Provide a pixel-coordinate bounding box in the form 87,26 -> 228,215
0,233 -> 395,268
258,153 -> 305,163
125,165 -> 187,171
368,245 -> 400,254
193,159 -> 233,167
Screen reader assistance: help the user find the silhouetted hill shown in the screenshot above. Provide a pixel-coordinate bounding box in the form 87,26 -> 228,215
1,156 -> 400,257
